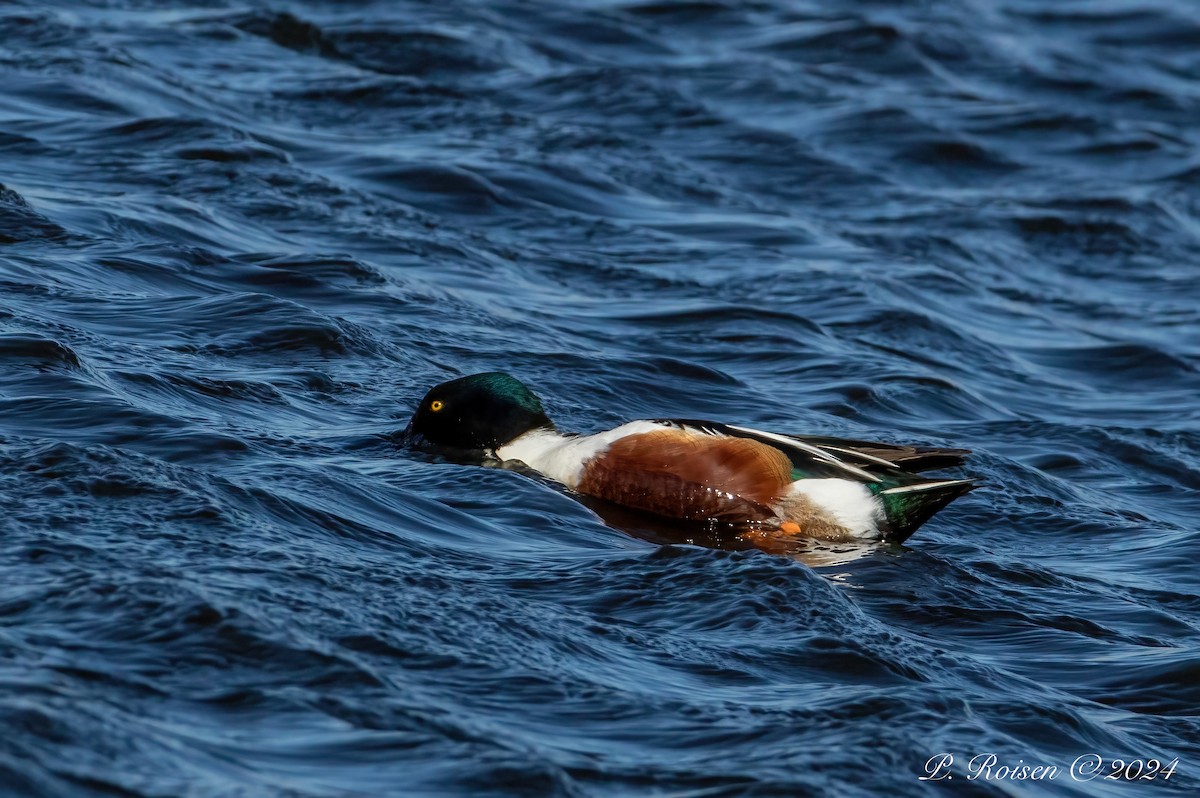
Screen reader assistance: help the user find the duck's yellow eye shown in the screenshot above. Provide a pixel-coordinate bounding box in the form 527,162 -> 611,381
430,400 -> 444,412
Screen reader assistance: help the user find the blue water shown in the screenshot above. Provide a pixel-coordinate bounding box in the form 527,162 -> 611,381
2,1 -> 1199,795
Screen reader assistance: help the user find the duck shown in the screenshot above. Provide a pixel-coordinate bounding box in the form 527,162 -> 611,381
400,372 -> 975,545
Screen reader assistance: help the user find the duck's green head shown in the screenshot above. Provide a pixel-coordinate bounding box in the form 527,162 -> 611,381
402,372 -> 552,451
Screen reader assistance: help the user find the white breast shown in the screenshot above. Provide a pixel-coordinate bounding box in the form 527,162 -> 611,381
495,421 -> 665,487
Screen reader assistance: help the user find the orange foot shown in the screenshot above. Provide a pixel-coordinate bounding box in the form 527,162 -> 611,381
778,521 -> 802,536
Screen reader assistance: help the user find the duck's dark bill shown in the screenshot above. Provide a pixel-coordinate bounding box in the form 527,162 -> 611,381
392,420 -> 421,448
396,423 -> 492,461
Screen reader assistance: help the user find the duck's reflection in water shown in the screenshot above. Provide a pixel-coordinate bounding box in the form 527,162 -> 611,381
575,494 -> 883,568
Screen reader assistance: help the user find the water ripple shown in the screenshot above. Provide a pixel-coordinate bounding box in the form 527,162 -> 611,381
1,0 -> 1198,795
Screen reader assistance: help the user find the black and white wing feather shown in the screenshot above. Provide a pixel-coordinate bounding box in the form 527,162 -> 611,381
652,419 -> 970,483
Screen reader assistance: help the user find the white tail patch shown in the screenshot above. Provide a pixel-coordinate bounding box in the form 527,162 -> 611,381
787,479 -> 883,538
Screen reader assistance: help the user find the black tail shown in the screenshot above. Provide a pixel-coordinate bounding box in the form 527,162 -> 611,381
876,479 -> 975,543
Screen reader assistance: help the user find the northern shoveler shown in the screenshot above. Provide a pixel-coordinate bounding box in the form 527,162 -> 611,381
401,372 -> 974,544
